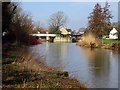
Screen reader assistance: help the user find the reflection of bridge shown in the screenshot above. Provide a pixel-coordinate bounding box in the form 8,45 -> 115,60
31,34 -> 56,41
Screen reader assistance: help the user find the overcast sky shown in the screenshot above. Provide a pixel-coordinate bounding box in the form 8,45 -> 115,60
20,2 -> 118,31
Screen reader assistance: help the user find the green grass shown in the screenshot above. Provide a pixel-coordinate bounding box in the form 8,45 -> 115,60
102,39 -> 120,44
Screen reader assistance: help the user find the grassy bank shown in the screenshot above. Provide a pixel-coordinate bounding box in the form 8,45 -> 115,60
101,39 -> 120,51
102,39 -> 120,44
77,34 -> 120,51
2,45 -> 87,89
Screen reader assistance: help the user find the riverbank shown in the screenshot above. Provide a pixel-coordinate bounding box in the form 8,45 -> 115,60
77,40 -> 120,52
2,44 -> 87,89
76,34 -> 120,51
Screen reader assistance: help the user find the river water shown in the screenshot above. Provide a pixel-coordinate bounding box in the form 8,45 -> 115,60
29,42 -> 119,88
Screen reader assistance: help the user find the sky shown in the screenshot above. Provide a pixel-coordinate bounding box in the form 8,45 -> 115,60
20,2 -> 118,31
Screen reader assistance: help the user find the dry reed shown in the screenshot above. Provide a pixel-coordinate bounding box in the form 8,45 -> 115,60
77,33 -> 100,48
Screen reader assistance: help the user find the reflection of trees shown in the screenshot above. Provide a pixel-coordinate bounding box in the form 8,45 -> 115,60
80,48 -> 112,87
46,43 -> 68,70
80,48 -> 110,76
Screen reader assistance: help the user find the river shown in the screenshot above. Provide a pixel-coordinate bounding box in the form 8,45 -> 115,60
29,42 -> 119,88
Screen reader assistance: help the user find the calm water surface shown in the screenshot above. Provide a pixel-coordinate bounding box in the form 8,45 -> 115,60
29,42 -> 119,88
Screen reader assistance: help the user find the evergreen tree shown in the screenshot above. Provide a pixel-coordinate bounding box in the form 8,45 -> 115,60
88,3 -> 103,38
102,2 -> 113,35
87,2 -> 112,38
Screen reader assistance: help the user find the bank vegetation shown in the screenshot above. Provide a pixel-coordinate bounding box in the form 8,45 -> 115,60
77,33 -> 120,52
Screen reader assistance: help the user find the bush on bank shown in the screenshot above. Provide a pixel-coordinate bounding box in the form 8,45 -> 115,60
77,34 -> 120,51
77,33 -> 101,48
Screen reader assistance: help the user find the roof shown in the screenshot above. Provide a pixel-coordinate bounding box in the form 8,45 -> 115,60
66,29 -> 72,32
110,28 -> 118,34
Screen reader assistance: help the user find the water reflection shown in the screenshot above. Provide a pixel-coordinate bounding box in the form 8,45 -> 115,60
44,43 -> 69,70
81,48 -> 110,75
80,48 -> 112,87
29,42 -> 118,88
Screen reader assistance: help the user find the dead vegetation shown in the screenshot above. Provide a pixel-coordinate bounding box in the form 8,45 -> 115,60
77,33 -> 100,48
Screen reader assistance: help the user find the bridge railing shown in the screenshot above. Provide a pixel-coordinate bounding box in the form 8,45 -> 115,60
31,34 -> 56,37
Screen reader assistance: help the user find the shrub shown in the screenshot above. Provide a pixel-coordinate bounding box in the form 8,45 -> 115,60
77,33 -> 100,48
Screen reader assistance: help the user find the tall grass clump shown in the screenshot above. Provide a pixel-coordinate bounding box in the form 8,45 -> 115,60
77,33 -> 100,48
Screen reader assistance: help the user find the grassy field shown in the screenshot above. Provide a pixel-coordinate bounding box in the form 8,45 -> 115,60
102,39 -> 120,44
101,39 -> 120,51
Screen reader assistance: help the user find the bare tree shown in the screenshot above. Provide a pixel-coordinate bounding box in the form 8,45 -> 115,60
48,11 -> 67,34
13,8 -> 34,45
2,1 -> 34,45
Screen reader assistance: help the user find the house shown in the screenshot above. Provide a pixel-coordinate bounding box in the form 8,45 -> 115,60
54,26 -> 72,42
109,28 -> 118,39
77,31 -> 84,35
60,26 -> 72,35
